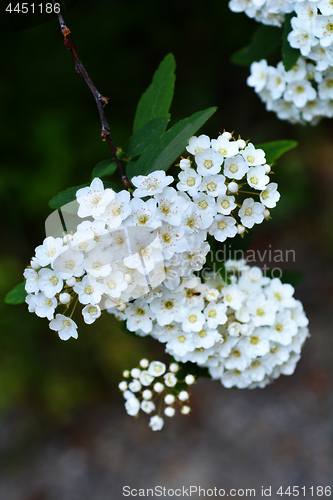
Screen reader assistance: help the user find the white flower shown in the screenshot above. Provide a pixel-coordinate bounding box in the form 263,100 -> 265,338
73,275 -> 104,305
241,143 -> 266,166
238,198 -> 265,228
179,158 -> 191,169
247,166 -> 269,190
204,302 -> 228,328
313,14 -> 333,47
247,60 -> 269,92
49,314 -> 78,341
35,236 -> 63,267
98,190 -> 132,229
222,284 -> 245,310
182,307 -> 205,332
177,168 -> 202,197
132,170 -> 173,198
284,58 -> 307,83
38,268 -> 63,298
195,148 -> 223,176
211,135 -> 240,157
125,299 -> 155,333
157,223 -> 188,260
284,80 -> 317,108
124,198 -> 161,229
125,396 -> 140,416
209,215 -> 237,242
103,270 -> 128,298
141,401 -> 155,414
192,193 -> 217,219
266,66 -> 286,100
186,134 -> 211,155
128,379 -> 142,392
76,178 -> 115,218
265,278 -> 296,310
216,194 -> 236,215
224,345 -> 251,371
31,292 -> 57,320
199,174 -> 227,197
260,182 -> 280,208
166,331 -> 195,357
155,187 -> 190,225
82,304 -> 101,324
223,155 -> 249,180
149,415 -> 164,431
150,290 -> 186,326
192,326 -> 220,349
24,268 -> 41,294
139,370 -> 155,386
163,372 -> 178,387
53,247 -> 85,279
247,293 -> 278,326
287,17 -> 317,56
239,328 -> 270,357
148,361 -> 166,377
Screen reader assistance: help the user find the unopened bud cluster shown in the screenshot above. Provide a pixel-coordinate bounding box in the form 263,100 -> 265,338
119,359 -> 195,431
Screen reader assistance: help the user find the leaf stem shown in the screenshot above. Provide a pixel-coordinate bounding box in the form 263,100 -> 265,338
50,1 -> 131,190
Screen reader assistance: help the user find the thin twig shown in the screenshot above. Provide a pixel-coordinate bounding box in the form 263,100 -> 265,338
51,1 -> 131,190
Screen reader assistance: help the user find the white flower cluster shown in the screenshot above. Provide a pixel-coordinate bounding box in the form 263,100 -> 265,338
23,132 -> 280,340
248,56 -> 333,124
230,0 -> 333,123
111,261 -> 309,390
119,358 -> 195,431
228,0 -> 294,27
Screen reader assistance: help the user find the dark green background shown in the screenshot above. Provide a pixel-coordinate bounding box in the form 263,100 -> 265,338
0,0 -> 332,424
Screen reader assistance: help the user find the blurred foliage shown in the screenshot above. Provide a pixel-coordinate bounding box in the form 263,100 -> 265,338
1,0 -> 333,423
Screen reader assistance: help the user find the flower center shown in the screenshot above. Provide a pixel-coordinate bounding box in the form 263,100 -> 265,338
136,307 -> 145,316
262,190 -> 268,200
229,164 -> 238,174
244,207 -> 253,216
250,336 -> 260,345
199,329 -> 207,337
204,160 -> 213,170
138,215 -> 148,225
88,306 -> 98,316
63,319 -> 72,328
256,308 -> 265,317
178,335 -> 186,343
164,300 -> 174,309
107,280 -> 116,290
187,177 -> 195,187
218,221 -> 227,230
247,155 -> 255,163
65,260 -> 75,270
198,200 -> 208,210
162,233 -> 171,243
207,182 -> 217,192
208,309 -> 216,318
93,262 -> 102,270
50,276 -> 59,286
275,323 -> 283,332
295,85 -> 305,94
188,314 -> 197,323
250,176 -> 258,185
219,148 -> 227,156
221,200 -> 230,209
91,195 -> 102,206
84,285 -> 94,295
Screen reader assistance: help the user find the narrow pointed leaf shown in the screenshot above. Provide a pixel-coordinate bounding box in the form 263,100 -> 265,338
91,159 -> 117,179
5,282 -> 27,305
231,25 -> 282,66
132,107 -> 217,177
282,14 -> 300,71
133,54 -> 176,133
126,117 -> 170,157
256,140 -> 297,164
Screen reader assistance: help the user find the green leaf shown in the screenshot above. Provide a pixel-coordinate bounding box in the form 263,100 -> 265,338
132,107 -> 217,177
256,140 -> 298,164
133,53 -> 176,133
5,282 -> 27,305
125,160 -> 138,181
282,13 -> 300,71
126,117 -> 170,157
231,25 -> 282,66
103,181 -> 121,192
49,184 -> 88,209
91,159 -> 117,179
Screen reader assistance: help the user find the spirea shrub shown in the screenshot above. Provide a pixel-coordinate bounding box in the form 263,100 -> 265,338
6,43 -> 307,431
230,0 -> 333,123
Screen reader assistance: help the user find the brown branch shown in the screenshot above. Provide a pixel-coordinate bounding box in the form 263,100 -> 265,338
51,1 -> 131,190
